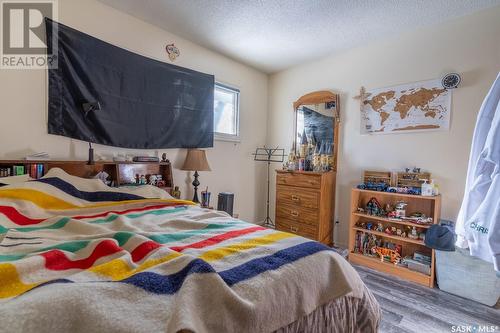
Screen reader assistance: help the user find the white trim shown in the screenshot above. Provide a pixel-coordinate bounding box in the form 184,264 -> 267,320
214,82 -> 240,142
214,133 -> 241,143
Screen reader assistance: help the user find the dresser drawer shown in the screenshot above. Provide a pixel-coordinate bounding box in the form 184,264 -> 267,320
276,186 -> 319,209
276,172 -> 321,189
276,204 -> 319,227
276,218 -> 317,240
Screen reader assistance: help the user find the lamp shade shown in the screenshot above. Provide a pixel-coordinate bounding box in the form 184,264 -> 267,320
181,149 -> 211,171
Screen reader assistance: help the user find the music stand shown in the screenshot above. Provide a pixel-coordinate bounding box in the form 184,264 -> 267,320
253,146 -> 285,228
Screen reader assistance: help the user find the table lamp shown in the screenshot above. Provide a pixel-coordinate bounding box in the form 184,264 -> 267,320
181,149 -> 211,203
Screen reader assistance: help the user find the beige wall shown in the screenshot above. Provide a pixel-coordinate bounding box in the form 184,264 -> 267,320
267,7 -> 500,247
0,0 -> 268,223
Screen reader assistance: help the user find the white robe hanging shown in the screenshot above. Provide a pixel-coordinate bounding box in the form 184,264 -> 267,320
456,72 -> 500,271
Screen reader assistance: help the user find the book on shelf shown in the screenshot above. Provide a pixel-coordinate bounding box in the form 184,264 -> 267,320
13,165 -> 25,176
28,163 -> 44,179
0,167 -> 12,177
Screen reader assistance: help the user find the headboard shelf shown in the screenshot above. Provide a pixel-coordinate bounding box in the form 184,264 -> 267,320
0,159 -> 173,193
0,160 -> 171,164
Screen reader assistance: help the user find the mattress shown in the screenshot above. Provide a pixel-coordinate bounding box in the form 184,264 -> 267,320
0,168 -> 380,332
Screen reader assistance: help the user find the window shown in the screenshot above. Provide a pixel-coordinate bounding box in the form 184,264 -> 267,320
214,83 -> 240,141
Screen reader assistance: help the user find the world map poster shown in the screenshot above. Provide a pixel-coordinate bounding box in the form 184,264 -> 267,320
361,79 -> 451,134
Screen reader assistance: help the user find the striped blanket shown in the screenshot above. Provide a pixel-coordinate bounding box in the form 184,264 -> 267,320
0,168 -> 379,332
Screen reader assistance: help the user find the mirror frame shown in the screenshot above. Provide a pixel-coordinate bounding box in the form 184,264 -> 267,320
293,90 -> 340,171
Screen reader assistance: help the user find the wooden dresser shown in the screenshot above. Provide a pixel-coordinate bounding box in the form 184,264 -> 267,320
275,170 -> 335,245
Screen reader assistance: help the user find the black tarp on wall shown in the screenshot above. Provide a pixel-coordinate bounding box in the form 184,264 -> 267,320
46,18 -> 214,149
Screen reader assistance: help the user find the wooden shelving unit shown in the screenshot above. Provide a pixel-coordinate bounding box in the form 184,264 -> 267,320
348,188 -> 441,287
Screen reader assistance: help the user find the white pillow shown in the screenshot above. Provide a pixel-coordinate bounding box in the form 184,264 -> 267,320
0,174 -> 32,185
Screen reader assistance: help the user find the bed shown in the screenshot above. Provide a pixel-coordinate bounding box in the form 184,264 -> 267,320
0,168 -> 380,332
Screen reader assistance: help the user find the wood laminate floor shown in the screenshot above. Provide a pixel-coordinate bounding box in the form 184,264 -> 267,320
354,265 -> 500,333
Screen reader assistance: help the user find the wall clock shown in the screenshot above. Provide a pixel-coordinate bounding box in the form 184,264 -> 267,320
441,73 -> 461,89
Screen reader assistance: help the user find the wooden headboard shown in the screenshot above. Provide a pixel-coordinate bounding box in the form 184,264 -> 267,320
0,160 -> 174,193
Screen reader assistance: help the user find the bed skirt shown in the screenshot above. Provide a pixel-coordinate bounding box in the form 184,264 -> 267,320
275,284 -> 381,333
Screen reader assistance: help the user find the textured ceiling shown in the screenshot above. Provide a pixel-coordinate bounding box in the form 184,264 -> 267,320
99,0 -> 500,73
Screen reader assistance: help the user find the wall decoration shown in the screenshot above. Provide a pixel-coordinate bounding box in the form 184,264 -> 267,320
46,19 -> 214,149
359,79 -> 451,134
166,43 -> 180,61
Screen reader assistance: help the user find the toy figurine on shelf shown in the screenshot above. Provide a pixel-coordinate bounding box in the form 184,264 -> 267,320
366,197 -> 384,216
361,233 -> 369,255
357,182 -> 389,192
395,201 -> 407,218
385,242 -> 395,250
409,226 -> 419,240
357,207 -> 365,213
355,222 -> 366,229
323,140 -> 333,171
396,229 -> 402,237
367,234 -> 377,255
366,223 -> 373,230
149,175 -> 158,186
385,227 -> 392,235
386,186 -> 421,195
387,210 -> 397,218
406,212 -> 434,225
372,246 -> 402,264
385,203 -> 393,214
361,233 -> 377,256
354,231 -> 362,253
376,223 -> 384,232
311,142 -> 319,172
172,186 -> 181,199
285,150 -> 296,171
401,231 -> 407,238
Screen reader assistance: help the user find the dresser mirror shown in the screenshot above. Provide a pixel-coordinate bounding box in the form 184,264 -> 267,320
292,91 -> 340,171
295,103 -> 335,156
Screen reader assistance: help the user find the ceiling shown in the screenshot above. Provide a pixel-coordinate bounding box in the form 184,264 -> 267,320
99,0 -> 500,73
